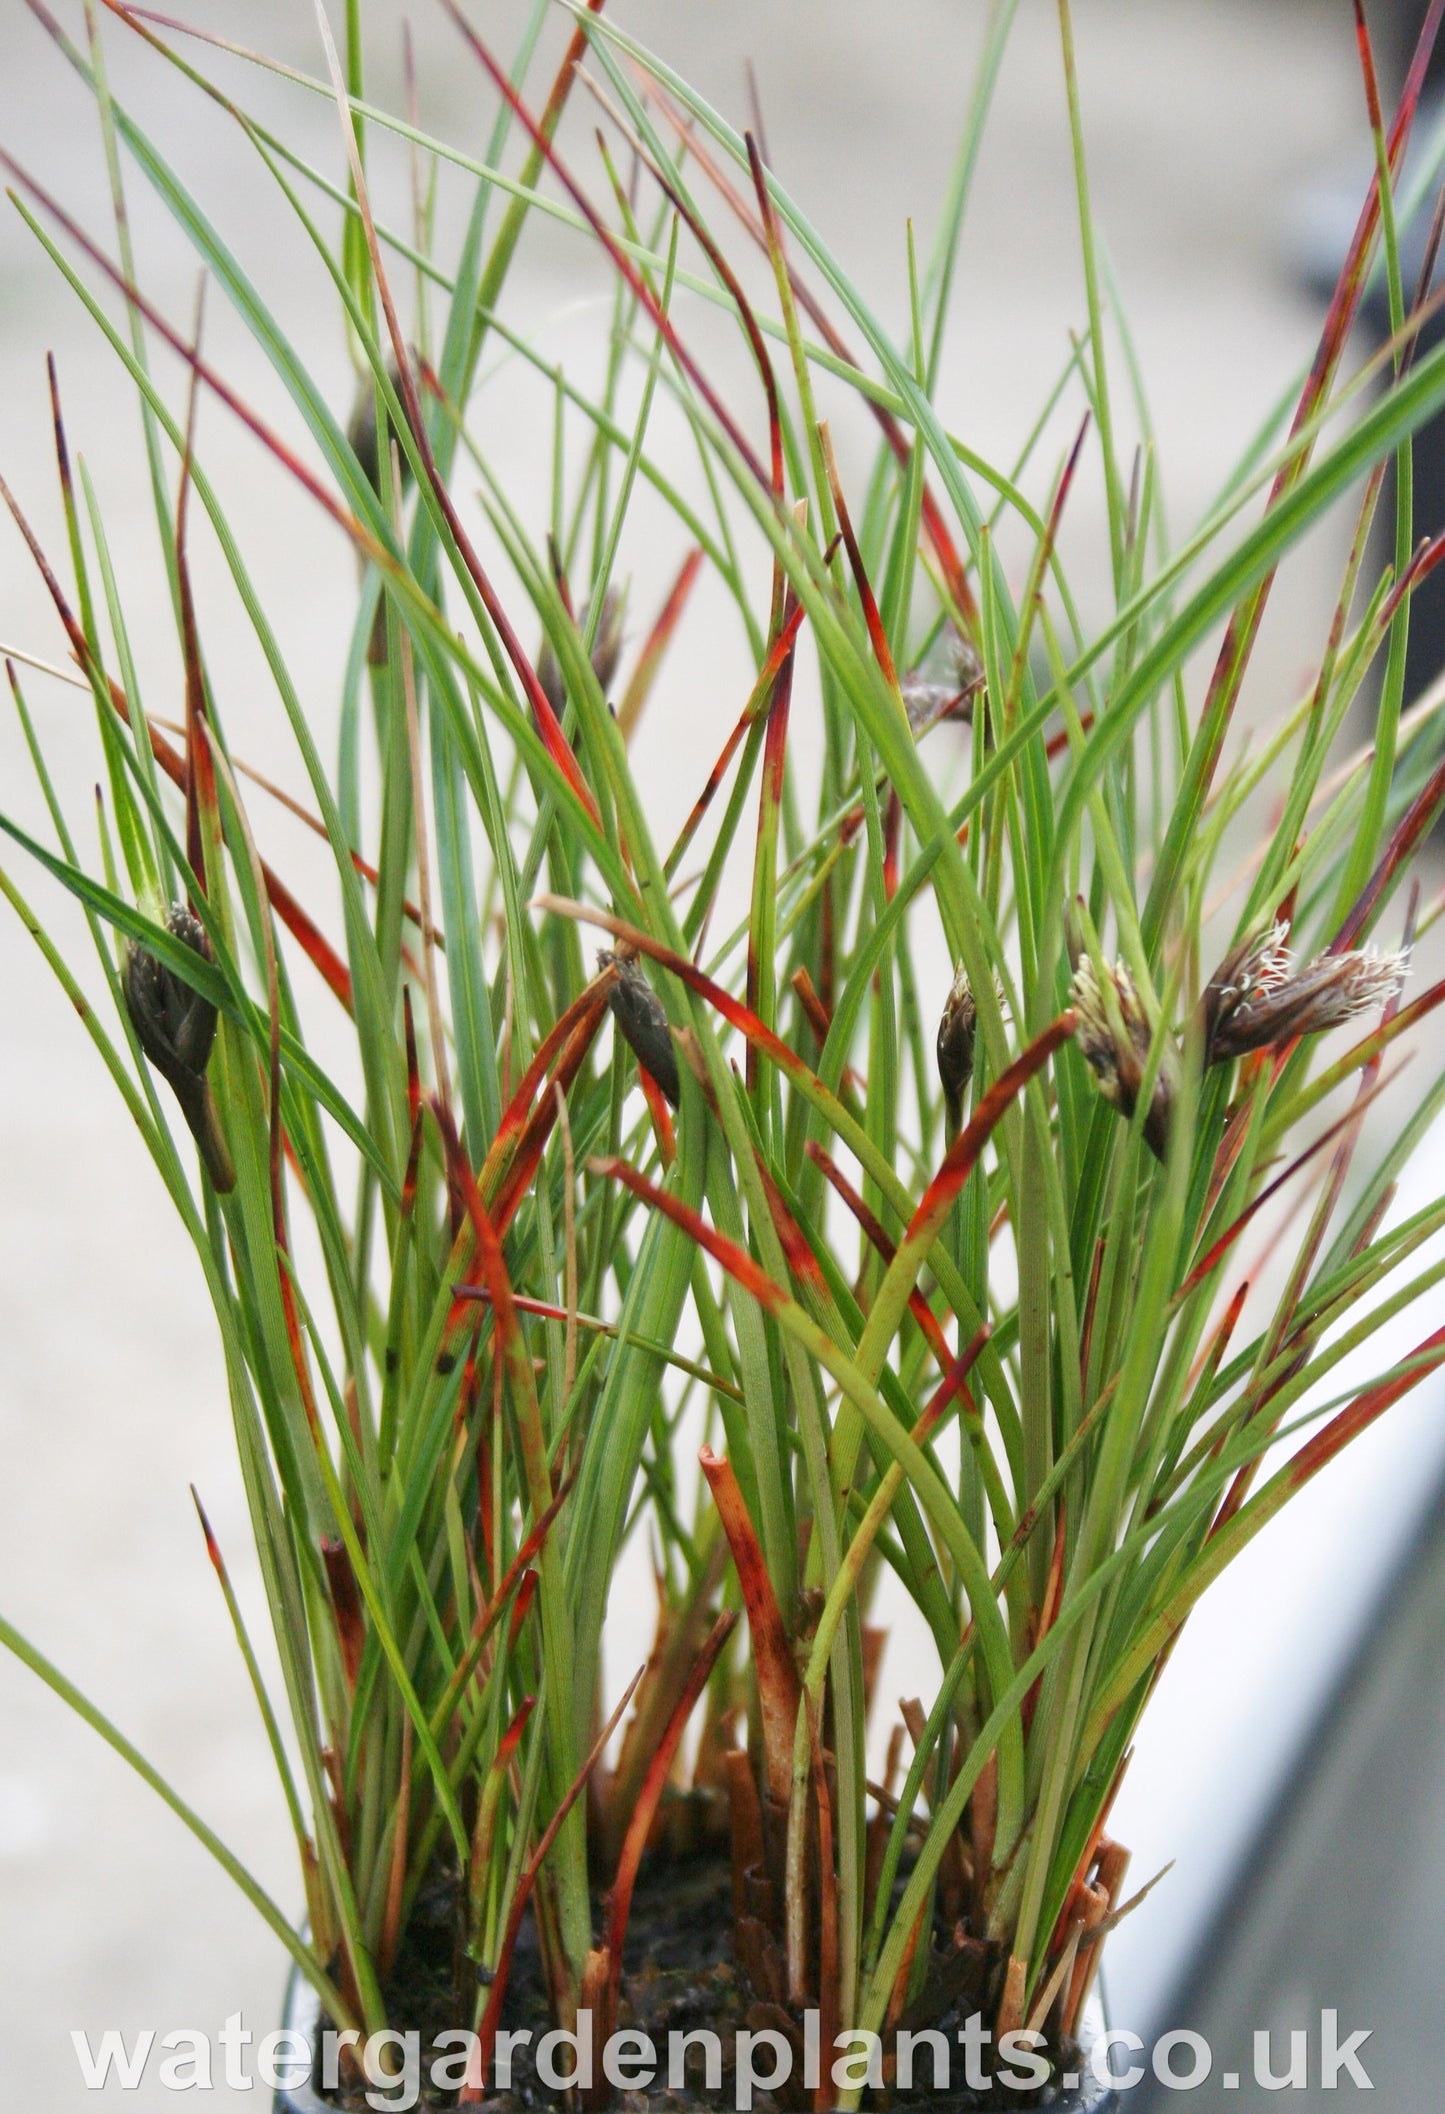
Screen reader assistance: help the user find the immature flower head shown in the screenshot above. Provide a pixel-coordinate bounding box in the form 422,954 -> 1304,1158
936,964 -> 977,1134
124,905 -> 235,1192
901,625 -> 985,737
123,905 -> 219,1088
1202,923 -> 1408,1066
346,356 -> 413,496
1071,956 -> 1174,1161
600,948 -> 680,1108
538,587 -> 626,717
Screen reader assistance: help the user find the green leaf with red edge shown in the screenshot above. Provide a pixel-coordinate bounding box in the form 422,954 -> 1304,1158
683,104 -> 979,628
536,895 -> 897,1195
1085,1315 -> 1445,1750
592,1150 -> 1030,1855
1143,0 -> 1445,951
466,1694 -> 536,1960
489,994 -> 612,1239
746,584 -> 799,1098
542,893 -> 1023,1450
665,596 -> 808,880
617,546 -> 703,739
464,1669 -> 643,2103
854,1014 -> 1077,1388
1181,1063 -> 1402,1300
807,1146 -> 931,1321
0,466 -> 356,1009
1331,747 -> 1445,954
431,1473 -> 577,1745
0,809 -> 387,1183
432,1100 -> 591,1943
699,1450 -> 798,1806
440,0 -> 772,494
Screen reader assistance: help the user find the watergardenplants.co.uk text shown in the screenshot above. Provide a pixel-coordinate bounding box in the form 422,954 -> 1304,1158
70,2005 -> 1377,2105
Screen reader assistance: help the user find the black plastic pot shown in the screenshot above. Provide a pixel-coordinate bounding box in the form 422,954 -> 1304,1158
272,1970 -> 1117,2113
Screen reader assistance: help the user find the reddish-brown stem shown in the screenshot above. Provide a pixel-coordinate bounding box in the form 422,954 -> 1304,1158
601,1611 -> 737,2041
698,1448 -> 800,1808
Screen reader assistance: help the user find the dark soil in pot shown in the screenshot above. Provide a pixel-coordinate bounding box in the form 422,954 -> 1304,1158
278,1847 -> 1115,2114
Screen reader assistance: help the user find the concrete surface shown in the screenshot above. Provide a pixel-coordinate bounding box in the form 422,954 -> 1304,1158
0,0 -> 1412,2105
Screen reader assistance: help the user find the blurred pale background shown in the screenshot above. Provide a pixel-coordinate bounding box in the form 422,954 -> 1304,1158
0,1 -> 1434,2105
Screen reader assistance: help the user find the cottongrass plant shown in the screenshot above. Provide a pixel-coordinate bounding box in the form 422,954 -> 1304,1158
7,0 -> 1445,2102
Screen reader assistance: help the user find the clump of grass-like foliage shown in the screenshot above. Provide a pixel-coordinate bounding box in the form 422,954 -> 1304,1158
7,0 -> 1445,2104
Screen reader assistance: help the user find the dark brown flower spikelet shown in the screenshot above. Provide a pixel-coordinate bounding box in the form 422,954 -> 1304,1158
1071,956 -> 1175,1161
123,905 -> 219,1088
1202,923 -> 1407,1065
936,964 -> 977,1134
600,949 -> 680,1108
538,587 -> 626,718
123,905 -> 235,1192
346,357 -> 413,496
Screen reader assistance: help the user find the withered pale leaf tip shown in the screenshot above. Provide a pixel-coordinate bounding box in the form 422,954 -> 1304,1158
1202,923 -> 1408,1066
123,904 -> 236,1192
1070,956 -> 1175,1161
600,948 -> 680,1109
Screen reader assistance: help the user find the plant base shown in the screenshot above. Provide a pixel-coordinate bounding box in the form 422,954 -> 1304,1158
273,1854 -> 1116,2113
